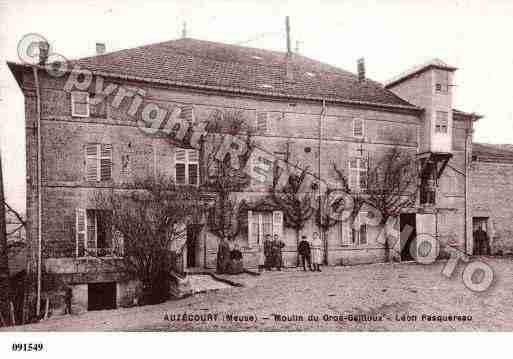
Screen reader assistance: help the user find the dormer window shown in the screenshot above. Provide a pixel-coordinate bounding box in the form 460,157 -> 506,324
435,111 -> 449,133
353,118 -> 364,138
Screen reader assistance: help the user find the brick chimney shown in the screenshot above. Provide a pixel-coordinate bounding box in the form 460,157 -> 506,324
38,41 -> 49,65
357,58 -> 365,82
96,42 -> 106,55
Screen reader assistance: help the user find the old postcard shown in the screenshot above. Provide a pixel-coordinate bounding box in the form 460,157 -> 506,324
0,0 -> 512,351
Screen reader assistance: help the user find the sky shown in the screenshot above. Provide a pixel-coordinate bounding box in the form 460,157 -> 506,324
1,0 -> 512,211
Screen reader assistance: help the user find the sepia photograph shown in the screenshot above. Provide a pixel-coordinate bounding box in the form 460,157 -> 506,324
0,0 -> 513,355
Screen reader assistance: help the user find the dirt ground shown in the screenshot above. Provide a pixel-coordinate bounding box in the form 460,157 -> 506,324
5,256 -> 513,331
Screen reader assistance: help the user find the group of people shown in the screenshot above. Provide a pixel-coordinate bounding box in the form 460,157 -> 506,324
257,232 -> 323,272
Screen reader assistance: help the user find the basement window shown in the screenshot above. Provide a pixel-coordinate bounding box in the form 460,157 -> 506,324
71,91 -> 90,117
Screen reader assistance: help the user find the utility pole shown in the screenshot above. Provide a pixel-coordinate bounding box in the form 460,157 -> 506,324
0,147 -> 11,326
285,16 -> 291,55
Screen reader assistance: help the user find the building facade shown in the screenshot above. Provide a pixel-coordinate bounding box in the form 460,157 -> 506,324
8,38 -> 479,313
471,143 -> 513,255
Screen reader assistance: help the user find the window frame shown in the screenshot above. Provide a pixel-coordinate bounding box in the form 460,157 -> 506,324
249,210 -> 283,247
76,209 -> 118,258
348,157 -> 368,192
353,118 -> 365,138
85,143 -> 112,182
256,111 -> 269,134
71,91 -> 90,118
351,211 -> 368,246
175,148 -> 199,186
435,111 -> 449,134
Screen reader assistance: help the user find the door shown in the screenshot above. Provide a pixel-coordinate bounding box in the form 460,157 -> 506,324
400,214 -> 416,261
88,282 -> 117,311
473,217 -> 489,255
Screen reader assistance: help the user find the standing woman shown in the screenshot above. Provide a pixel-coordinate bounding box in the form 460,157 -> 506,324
311,232 -> 322,272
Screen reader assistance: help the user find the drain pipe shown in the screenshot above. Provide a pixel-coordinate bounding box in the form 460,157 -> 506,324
32,66 -> 42,317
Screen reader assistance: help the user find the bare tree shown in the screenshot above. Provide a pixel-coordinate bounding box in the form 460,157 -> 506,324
272,165 -> 315,263
333,146 -> 418,261
94,176 -> 206,304
203,110 -> 254,253
0,153 -> 10,326
315,165 -> 351,263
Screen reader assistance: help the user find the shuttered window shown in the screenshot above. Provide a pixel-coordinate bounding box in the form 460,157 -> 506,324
76,209 -> 116,257
71,91 -> 90,117
256,111 -> 268,133
85,143 -> 112,181
175,148 -> 199,186
248,211 -> 283,248
181,106 -> 195,125
353,118 -> 364,138
435,111 -> 449,133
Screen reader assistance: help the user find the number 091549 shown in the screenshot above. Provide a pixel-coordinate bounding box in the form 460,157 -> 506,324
12,343 -> 44,352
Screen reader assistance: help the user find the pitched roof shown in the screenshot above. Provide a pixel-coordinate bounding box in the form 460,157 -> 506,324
472,143 -> 513,163
64,38 -> 416,110
385,58 -> 458,89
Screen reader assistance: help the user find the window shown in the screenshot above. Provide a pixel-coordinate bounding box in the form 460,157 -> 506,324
71,91 -> 90,117
85,143 -> 112,181
435,111 -> 449,133
351,212 -> 368,246
256,111 -> 268,133
175,148 -> 199,185
76,209 -> 120,257
248,210 -> 283,248
180,106 -> 195,125
353,118 -> 364,138
348,157 -> 368,192
435,70 -> 449,93
121,154 -> 130,175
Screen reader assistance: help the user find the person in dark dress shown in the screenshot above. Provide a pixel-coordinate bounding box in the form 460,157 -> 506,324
228,244 -> 244,274
298,235 -> 312,271
263,234 -> 273,270
474,227 -> 491,255
272,234 -> 285,271
216,237 -> 231,274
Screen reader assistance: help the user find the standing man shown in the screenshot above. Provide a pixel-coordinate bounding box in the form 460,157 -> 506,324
298,235 -> 312,271
311,232 -> 322,272
272,234 -> 285,271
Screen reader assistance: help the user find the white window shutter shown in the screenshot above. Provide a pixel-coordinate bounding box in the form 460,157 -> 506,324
272,211 -> 283,238
181,106 -> 195,125
85,144 -> 98,181
247,210 -> 255,248
100,144 -> 112,181
175,148 -> 186,184
75,208 -> 86,257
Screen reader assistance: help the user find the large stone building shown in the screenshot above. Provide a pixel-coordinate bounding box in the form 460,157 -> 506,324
471,143 -> 513,255
8,37 -> 481,312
